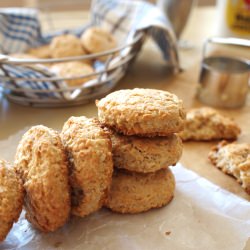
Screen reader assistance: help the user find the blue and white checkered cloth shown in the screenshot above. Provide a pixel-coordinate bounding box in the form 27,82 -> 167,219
0,0 -> 179,101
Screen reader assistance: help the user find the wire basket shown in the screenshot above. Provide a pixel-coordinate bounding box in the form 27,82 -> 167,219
0,32 -> 145,107
0,0 -> 149,108
0,0 -> 179,107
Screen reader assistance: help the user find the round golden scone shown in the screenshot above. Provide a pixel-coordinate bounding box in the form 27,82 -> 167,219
14,125 -> 70,232
96,88 -> 186,136
9,53 -> 38,59
9,53 -> 52,68
110,131 -> 182,173
61,116 -> 113,217
50,61 -> 95,87
105,167 -> 175,214
81,26 -> 117,60
27,44 -> 51,59
50,34 -> 86,58
0,160 -> 24,242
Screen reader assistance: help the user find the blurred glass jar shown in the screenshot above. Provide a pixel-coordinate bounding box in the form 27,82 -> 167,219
157,0 -> 197,39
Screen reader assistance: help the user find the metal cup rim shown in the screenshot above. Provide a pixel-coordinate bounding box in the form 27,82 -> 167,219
202,56 -> 250,74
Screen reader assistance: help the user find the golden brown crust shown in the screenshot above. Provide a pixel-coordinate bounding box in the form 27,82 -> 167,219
9,53 -> 38,60
96,88 -> 186,137
61,116 -> 113,217
0,160 -> 24,241
109,130 -> 183,173
180,107 -> 241,141
27,45 -> 51,59
208,140 -> 250,194
14,125 -> 71,232
81,27 -> 117,59
50,62 -> 95,87
105,168 -> 175,214
10,52 -> 51,67
50,34 -> 86,58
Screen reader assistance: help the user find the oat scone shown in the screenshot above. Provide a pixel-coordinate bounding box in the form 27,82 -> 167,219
96,88 -> 186,137
10,53 -> 38,59
61,116 -> 113,217
110,131 -> 182,173
10,52 -> 51,67
0,160 -> 24,241
50,34 -> 86,58
27,44 -> 51,59
105,167 -> 175,214
15,125 -> 71,232
81,26 -> 117,60
50,61 -> 94,87
208,141 -> 250,194
179,107 -> 241,141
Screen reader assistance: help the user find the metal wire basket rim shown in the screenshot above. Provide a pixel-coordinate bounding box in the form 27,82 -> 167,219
6,93 -> 111,107
0,52 -> 135,85
1,70 -> 123,93
5,81 -> 117,103
0,32 -> 144,65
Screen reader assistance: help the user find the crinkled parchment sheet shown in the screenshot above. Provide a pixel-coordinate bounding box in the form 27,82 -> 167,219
0,129 -> 249,250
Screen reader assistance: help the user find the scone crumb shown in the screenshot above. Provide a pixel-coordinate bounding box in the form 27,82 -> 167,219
208,141 -> 250,194
180,107 -> 241,141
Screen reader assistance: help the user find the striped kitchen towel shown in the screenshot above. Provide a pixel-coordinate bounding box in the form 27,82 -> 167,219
0,0 -> 179,103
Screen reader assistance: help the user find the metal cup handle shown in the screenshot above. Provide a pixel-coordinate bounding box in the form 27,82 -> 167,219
202,37 -> 250,66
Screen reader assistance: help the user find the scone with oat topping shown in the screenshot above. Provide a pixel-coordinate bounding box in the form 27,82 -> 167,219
96,88 -> 186,137
9,53 -> 38,60
61,116 -> 113,217
0,160 -> 24,241
105,167 -> 175,214
50,34 -> 86,58
208,140 -> 250,194
81,26 -> 117,60
27,44 -> 51,59
179,107 -> 241,141
50,61 -> 95,87
15,125 -> 71,232
109,130 -> 182,173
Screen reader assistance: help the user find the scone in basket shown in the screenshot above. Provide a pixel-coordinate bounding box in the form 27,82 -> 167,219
0,33 -> 145,108
0,0 -> 179,107
0,6 -> 147,107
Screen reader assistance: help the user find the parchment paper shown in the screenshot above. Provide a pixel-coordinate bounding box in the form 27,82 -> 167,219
0,129 -> 249,250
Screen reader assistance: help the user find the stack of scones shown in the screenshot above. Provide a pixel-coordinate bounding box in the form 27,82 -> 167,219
96,88 -> 185,213
0,88 -> 185,241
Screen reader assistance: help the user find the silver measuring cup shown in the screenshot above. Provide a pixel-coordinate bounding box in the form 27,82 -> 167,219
197,37 -> 250,108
